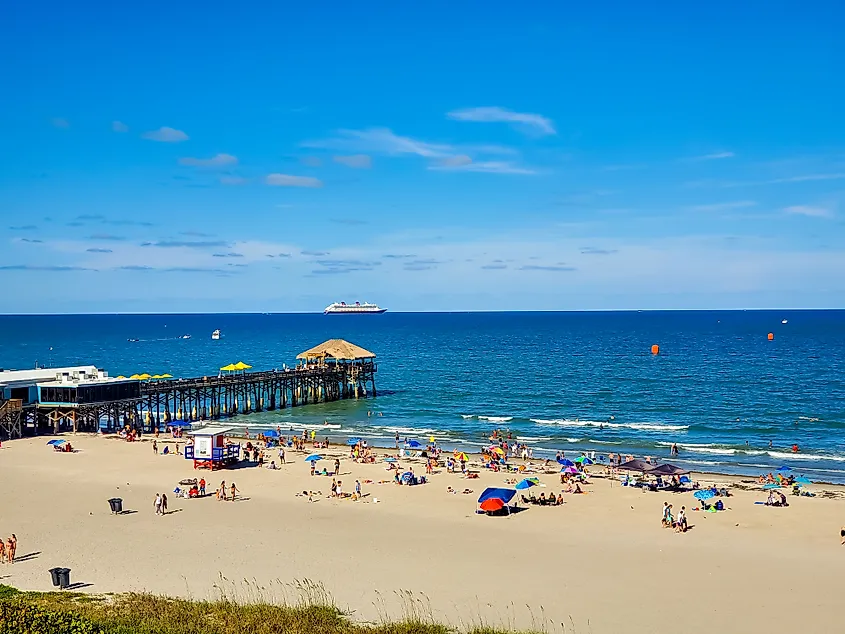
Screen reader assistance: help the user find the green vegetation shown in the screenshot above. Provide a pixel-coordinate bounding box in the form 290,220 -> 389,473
0,583 -> 560,634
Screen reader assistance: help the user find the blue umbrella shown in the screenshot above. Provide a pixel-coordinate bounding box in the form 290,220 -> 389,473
777,465 -> 792,472
169,420 -> 192,428
47,439 -> 65,446
574,456 -> 594,465
557,458 -> 575,467
762,483 -> 781,490
694,489 -> 716,500
406,440 -> 422,448
304,454 -> 323,462
347,437 -> 361,446
401,471 -> 414,484
514,478 -> 538,490
263,429 -> 279,438
794,476 -> 812,485
477,487 -> 517,504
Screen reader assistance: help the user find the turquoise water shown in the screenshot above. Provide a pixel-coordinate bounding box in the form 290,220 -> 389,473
1,311 -> 844,481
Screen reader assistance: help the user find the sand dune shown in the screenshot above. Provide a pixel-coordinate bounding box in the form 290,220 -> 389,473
1,435 -> 843,633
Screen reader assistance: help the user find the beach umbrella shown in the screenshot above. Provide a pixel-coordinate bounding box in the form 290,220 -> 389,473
777,465 -> 792,472
492,447 -> 505,456
384,457 -> 397,463
794,476 -> 812,485
477,487 -> 517,504
406,440 -> 422,448
557,458 -> 575,467
480,498 -> 505,512
46,439 -> 63,446
401,472 -> 414,484
562,466 -> 579,474
137,373 -> 152,380
514,478 -> 538,490
454,452 -> 469,461
304,454 -> 323,462
151,374 -> 163,379
116,375 -> 126,379
762,483 -> 781,490
160,373 -> 173,378
263,430 -> 279,438
169,420 -> 192,428
693,490 -> 716,501
574,456 -> 593,465
347,437 -> 361,446
129,374 -> 142,379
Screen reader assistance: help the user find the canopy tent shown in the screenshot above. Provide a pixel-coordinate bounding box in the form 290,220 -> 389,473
169,420 -> 192,428
648,463 -> 690,476
233,361 -> 252,371
615,459 -> 653,472
297,339 -> 376,361
220,364 -> 237,372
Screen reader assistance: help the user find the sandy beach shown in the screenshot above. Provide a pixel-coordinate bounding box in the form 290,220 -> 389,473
1,434 -> 843,633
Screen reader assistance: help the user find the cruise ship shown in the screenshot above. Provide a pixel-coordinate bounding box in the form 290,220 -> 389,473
323,301 -> 387,315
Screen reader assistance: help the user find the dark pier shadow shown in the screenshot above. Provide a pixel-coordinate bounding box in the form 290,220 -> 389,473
118,510 -> 138,516
65,582 -> 94,590
14,552 -> 41,563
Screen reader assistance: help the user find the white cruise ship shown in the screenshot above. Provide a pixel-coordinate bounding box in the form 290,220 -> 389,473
323,301 -> 387,315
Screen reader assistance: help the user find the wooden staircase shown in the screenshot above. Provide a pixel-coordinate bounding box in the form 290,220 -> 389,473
0,399 -> 23,439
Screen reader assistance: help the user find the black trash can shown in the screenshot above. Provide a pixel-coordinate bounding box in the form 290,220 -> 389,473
108,498 -> 123,514
57,568 -> 71,589
49,567 -> 62,587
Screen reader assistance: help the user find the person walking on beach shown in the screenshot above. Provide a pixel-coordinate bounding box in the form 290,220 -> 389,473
334,458 -> 341,475
199,478 -> 206,496
230,482 -> 239,501
395,432 -> 399,449
355,479 -> 361,499
331,478 -> 337,497
0,539 -> 5,564
154,493 -> 162,516
676,506 -> 687,533
220,481 -> 227,501
152,440 -> 158,454
336,480 -> 343,498
278,446 -> 285,464
161,493 -> 168,515
7,535 -> 15,564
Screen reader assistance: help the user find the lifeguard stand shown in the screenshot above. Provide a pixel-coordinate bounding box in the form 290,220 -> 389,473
185,425 -> 240,470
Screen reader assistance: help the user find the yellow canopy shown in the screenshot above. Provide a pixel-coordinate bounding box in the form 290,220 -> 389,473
116,375 -> 126,379
220,364 -> 237,372
137,373 -> 152,380
129,374 -> 142,380
233,361 -> 252,370
160,373 -> 173,379
151,374 -> 163,379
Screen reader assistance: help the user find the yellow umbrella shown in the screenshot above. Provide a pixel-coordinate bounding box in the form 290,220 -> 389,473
233,361 -> 252,371
129,374 -> 142,380
492,447 -> 505,456
160,373 -> 173,379
220,364 -> 237,372
137,373 -> 152,380
454,451 -> 469,461
116,375 -> 126,379
151,374 -> 163,379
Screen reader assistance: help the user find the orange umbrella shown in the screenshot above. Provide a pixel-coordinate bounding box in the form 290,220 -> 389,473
480,498 -> 504,512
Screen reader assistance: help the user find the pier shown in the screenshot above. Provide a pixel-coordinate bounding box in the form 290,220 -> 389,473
0,339 -> 377,439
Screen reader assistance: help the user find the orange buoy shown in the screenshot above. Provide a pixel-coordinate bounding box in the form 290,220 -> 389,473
767,332 -> 774,341
651,344 -> 659,355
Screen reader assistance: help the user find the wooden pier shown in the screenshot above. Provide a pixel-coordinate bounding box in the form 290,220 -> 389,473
2,339 -> 377,439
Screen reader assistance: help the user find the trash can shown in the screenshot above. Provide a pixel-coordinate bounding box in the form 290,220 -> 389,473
57,568 -> 71,589
108,498 -> 123,514
49,567 -> 62,587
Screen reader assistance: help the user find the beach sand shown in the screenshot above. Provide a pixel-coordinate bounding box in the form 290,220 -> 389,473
1,434 -> 843,633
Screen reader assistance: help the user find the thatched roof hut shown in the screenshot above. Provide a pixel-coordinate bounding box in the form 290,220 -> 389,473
296,339 -> 376,361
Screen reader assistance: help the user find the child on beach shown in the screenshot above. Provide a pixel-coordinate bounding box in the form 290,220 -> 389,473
199,478 -> 206,496
230,482 -> 239,501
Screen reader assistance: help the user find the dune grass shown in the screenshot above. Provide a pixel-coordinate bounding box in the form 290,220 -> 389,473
0,582 -> 562,634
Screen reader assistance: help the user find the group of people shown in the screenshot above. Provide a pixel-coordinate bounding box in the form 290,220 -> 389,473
522,491 -> 565,506
661,502 -> 688,533
0,534 -> 17,564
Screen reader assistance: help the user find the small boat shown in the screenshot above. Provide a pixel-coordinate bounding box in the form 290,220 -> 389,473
211,329 -> 221,340
127,338 -> 139,343
781,319 -> 788,324
181,334 -> 191,340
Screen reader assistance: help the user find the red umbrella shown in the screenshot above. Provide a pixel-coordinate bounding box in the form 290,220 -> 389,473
479,498 -> 505,512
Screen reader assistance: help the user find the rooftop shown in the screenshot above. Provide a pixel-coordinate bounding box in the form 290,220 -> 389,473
188,425 -> 235,437
296,339 -> 376,361
0,366 -> 131,387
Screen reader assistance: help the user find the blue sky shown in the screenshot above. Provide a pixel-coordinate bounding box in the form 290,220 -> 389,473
2,1 -> 844,313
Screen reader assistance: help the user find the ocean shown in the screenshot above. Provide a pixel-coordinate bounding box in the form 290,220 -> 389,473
2,310 -> 844,481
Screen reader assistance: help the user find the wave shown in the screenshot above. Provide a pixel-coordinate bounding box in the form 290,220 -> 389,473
478,415 -> 514,422
531,418 -> 689,432
460,414 -> 474,419
767,451 -> 845,462
588,439 -> 623,445
515,436 -> 552,442
377,426 -> 438,435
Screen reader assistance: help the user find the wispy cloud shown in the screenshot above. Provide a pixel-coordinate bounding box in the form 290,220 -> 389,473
9,225 -> 37,231
770,173 -> 845,184
0,264 -> 92,272
519,264 -> 577,272
112,121 -> 129,133
784,205 -> 834,219
403,258 -> 441,271
481,263 -> 508,270
51,117 -> 69,129
580,247 -> 619,255
19,238 -> 44,244
306,128 -> 452,158
88,234 -> 126,241
429,160 -> 536,175
447,106 -> 556,136
212,252 -> 244,258
300,156 -> 322,167
333,154 -> 372,169
687,151 -> 735,161
180,231 -> 213,237
220,175 -> 248,186
382,254 -> 417,259
301,250 -> 329,256
265,173 -> 323,188
434,155 -> 472,168
601,164 -> 646,172
689,200 -> 757,212
118,265 -> 153,271
179,153 -> 238,168
330,218 -> 368,226
142,240 -> 230,248
86,247 -> 113,253
142,126 -> 189,143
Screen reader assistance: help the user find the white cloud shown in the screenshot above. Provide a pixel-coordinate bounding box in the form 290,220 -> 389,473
771,173 -> 845,184
306,128 -> 453,158
142,126 -> 189,142
784,205 -> 834,218
689,201 -> 757,212
429,160 -> 536,175
333,154 -> 372,169
112,121 -> 129,133
435,155 -> 473,168
179,153 -> 238,168
265,173 -> 323,188
687,151 -> 735,161
447,106 -> 556,135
